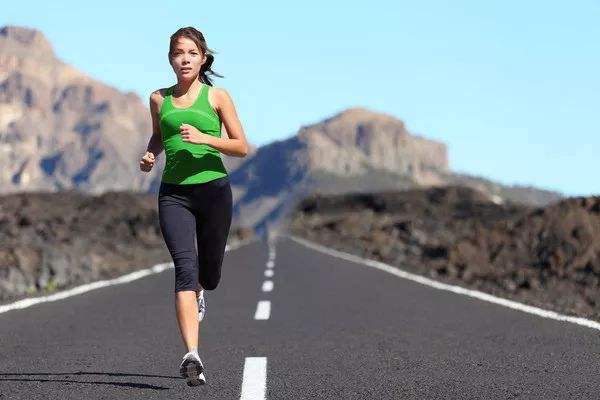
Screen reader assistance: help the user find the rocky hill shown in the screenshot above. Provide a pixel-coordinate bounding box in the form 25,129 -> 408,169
0,189 -> 254,302
230,107 -> 564,235
287,186 -> 600,321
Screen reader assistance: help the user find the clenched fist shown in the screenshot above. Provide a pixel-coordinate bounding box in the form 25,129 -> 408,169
139,151 -> 155,172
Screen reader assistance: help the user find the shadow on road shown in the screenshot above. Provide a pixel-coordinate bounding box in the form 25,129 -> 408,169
0,371 -> 181,390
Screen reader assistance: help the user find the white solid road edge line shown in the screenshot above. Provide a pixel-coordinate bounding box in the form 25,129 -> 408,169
240,356 -> 267,400
284,233 -> 600,332
0,237 -> 260,315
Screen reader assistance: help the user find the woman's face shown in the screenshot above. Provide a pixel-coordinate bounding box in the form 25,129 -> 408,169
170,37 -> 206,80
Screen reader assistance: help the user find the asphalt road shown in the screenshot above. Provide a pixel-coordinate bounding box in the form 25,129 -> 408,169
1,234 -> 599,399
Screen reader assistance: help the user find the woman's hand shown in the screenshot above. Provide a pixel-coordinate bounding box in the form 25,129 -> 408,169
139,151 -> 155,172
180,123 -> 213,145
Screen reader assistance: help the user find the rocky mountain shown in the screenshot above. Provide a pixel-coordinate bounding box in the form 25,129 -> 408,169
230,107 -> 564,236
230,107 -> 450,233
0,24 -> 254,194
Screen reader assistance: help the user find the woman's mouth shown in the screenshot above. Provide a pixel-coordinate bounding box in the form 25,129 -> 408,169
181,68 -> 192,73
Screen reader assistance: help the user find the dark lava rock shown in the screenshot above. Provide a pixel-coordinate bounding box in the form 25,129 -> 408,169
288,185 -> 600,322
0,189 -> 254,303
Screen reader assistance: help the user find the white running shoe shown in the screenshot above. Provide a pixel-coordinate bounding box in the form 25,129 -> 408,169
197,289 -> 206,322
179,350 -> 206,386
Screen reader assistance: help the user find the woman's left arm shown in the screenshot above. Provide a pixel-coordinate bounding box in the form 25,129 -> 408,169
204,88 -> 249,157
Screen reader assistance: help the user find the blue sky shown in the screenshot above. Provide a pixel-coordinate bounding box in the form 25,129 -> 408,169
3,0 -> 599,196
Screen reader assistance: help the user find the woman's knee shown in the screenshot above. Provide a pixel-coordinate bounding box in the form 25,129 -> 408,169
199,272 -> 221,291
175,263 -> 199,292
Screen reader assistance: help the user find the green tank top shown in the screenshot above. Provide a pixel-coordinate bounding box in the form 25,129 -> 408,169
159,82 -> 228,184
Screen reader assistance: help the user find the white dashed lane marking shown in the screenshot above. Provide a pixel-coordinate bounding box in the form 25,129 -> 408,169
246,239 -> 276,397
254,300 -> 271,320
240,357 -> 267,400
262,280 -> 273,292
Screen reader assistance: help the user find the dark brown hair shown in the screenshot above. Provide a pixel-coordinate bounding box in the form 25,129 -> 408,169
168,27 -> 224,86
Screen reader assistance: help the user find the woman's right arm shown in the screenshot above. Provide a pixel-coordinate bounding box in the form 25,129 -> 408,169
145,90 -> 164,157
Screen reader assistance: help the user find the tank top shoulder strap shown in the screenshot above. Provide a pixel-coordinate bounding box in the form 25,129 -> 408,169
196,83 -> 219,120
159,86 -> 174,115
199,83 -> 209,103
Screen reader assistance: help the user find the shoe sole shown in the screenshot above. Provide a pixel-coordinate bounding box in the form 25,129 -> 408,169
180,357 -> 205,386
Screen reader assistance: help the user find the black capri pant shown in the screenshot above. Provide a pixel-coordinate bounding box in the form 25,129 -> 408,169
158,175 -> 233,292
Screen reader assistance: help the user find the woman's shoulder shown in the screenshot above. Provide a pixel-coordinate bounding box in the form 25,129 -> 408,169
206,85 -> 226,112
207,84 -> 228,95
150,86 -> 173,101
206,85 -> 234,105
149,86 -> 173,111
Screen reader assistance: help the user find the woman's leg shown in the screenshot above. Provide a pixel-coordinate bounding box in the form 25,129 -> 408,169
158,192 -> 201,352
175,291 -> 199,352
194,178 -> 233,291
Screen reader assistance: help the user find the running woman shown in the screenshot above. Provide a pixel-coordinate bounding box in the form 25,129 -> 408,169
139,26 -> 249,386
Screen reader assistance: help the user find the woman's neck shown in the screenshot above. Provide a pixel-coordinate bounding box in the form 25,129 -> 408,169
174,78 -> 202,96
